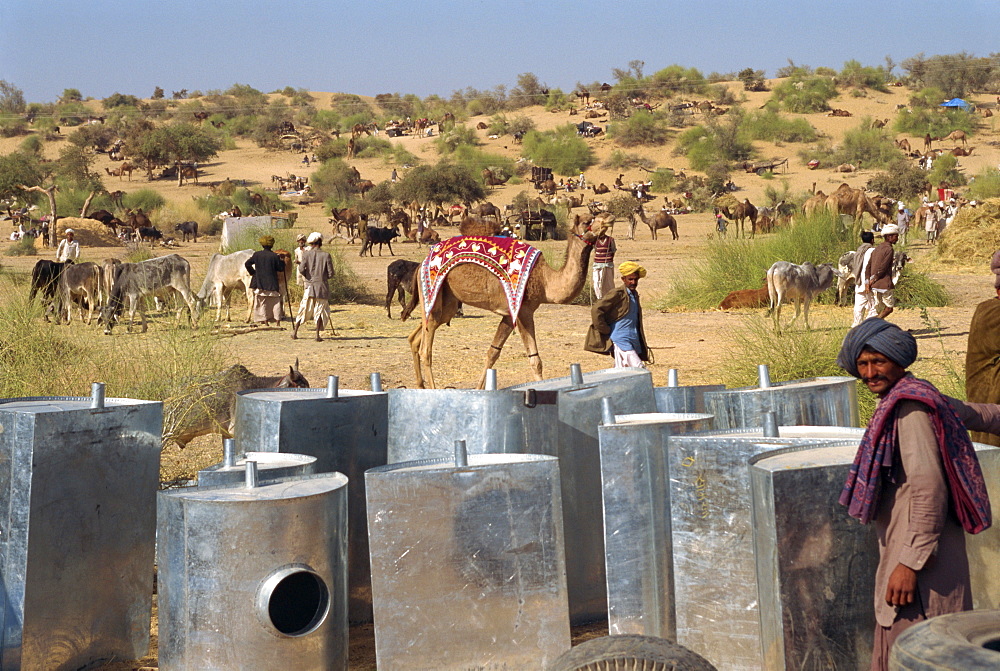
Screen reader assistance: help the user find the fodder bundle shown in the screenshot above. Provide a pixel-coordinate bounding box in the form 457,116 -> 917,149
935,198 -> 1000,266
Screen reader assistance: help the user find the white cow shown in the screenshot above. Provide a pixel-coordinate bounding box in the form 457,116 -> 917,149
101,254 -> 200,334
835,250 -> 911,306
195,249 -> 255,322
766,261 -> 837,331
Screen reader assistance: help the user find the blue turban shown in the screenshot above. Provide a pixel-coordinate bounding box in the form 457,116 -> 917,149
836,318 -> 918,378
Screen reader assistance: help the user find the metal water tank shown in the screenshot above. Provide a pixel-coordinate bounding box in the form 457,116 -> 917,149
198,441 -> 317,486
366,453 -> 570,670
597,407 -> 714,637
653,368 -> 725,413
666,427 -> 865,670
157,471 -> 349,671
233,381 -> 386,622
506,365 -> 656,623
387,387 -> 557,463
0,389 -> 161,670
704,368 -> 858,429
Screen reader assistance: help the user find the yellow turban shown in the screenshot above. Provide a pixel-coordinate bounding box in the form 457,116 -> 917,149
618,261 -> 647,278
258,235 -> 275,248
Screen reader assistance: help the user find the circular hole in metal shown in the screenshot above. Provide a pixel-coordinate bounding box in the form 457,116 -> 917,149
263,569 -> 329,636
984,637 -> 1000,652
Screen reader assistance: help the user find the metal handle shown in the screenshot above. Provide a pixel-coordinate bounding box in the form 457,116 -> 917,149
762,411 -> 779,438
667,369 -> 679,387
370,372 -> 383,392
223,438 -> 237,468
570,363 -> 584,385
485,369 -> 498,391
326,375 -> 339,398
245,460 -> 259,488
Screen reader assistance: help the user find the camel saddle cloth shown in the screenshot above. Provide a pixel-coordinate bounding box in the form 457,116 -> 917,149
420,236 -> 542,321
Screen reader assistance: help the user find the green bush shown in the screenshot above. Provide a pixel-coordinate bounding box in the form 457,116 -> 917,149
866,160 -> 931,200
607,112 -> 671,147
603,150 -> 656,171
836,60 -> 890,92
965,168 -> 1000,200
434,125 -> 479,154
649,168 -> 676,192
835,123 -> 901,169
452,145 -> 515,183
19,134 -> 43,155
893,107 -> 975,139
740,108 -> 818,142
927,153 -> 966,188
0,118 -> 27,137
649,65 -> 709,96
769,76 -> 838,113
520,124 -> 596,175
675,119 -> 752,171
544,89 -> 572,111
4,236 -> 37,256
123,189 -> 166,213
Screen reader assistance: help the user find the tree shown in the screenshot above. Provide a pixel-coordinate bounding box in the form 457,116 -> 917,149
510,73 -> 547,108
738,68 -> 767,92
393,162 -> 485,210
61,88 -> 83,102
902,52 -> 1000,98
866,160 -> 930,200
123,122 -> 222,175
152,86 -> 165,100
172,89 -> 189,100
0,80 -> 26,115
102,92 -> 141,109
0,152 -> 44,206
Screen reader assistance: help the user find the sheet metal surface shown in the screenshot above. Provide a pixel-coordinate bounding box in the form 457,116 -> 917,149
654,384 -> 725,414
198,451 -> 316,486
598,412 -> 714,637
667,428 -> 864,670
506,367 -> 656,623
366,454 -> 569,670
234,387 -> 386,622
0,396 -> 161,671
704,376 -> 859,429
157,473 -> 349,671
386,388 -> 558,463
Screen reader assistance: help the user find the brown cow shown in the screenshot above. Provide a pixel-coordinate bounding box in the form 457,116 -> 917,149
719,286 -> 770,310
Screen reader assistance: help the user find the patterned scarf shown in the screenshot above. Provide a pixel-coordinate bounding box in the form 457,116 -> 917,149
419,236 -> 542,321
840,374 -> 992,533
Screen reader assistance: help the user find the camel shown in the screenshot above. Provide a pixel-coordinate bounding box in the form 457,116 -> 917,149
591,183 -> 610,195
469,202 -> 501,222
871,118 -> 889,129
895,138 -> 911,152
983,108 -> 993,118
119,162 -> 134,181
575,88 -> 590,106
351,123 -> 371,139
924,134 -> 933,151
824,183 -> 890,229
801,191 -> 828,218
482,168 -> 510,187
403,218 -> 603,389
951,146 -> 976,157
940,130 -> 967,147
538,179 -> 557,195
476,122 -> 488,130
835,163 -> 857,173
635,204 -> 678,240
346,137 -> 356,159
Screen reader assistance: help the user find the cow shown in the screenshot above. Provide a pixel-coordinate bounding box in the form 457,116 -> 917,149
136,226 -> 163,244
56,262 -> 104,325
195,250 -> 254,322
29,259 -> 72,321
718,286 -> 770,310
386,259 -> 420,319
101,254 -> 201,334
360,226 -> 399,257
174,221 -> 198,242
102,258 -> 121,303
766,261 -> 837,331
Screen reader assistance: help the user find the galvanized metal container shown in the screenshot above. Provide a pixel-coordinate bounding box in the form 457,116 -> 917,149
667,427 -> 865,670
386,388 -> 558,463
654,369 -> 725,414
0,393 -> 161,671
705,376 -> 859,430
198,451 -> 317,486
234,386 -> 386,622
157,472 -> 349,671
506,366 -> 656,623
366,454 -> 570,670
597,411 -> 714,637
750,443 -> 878,670
750,440 -> 1000,671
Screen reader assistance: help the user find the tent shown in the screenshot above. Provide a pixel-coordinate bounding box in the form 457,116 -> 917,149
940,98 -> 973,111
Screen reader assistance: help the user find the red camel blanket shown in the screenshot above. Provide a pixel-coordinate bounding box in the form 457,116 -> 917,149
419,236 -> 542,321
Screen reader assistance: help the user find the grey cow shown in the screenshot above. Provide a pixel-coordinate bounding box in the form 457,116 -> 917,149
101,254 -> 200,334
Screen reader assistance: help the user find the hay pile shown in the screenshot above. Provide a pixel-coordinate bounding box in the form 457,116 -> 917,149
55,217 -> 122,247
935,199 -> 1000,264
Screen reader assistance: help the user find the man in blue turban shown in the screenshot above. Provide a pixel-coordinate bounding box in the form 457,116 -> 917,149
837,318 -> 991,671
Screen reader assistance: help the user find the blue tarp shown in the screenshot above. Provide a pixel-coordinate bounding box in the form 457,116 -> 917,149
940,98 -> 972,111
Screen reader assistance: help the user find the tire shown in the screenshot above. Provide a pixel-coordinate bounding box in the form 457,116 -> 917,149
890,610 -> 1000,670
547,635 -> 718,671
756,167 -> 768,176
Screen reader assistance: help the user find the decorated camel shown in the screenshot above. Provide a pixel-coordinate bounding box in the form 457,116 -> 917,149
402,217 -> 603,389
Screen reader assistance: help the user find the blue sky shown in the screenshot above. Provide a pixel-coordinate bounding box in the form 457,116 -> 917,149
4,0 -> 999,103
